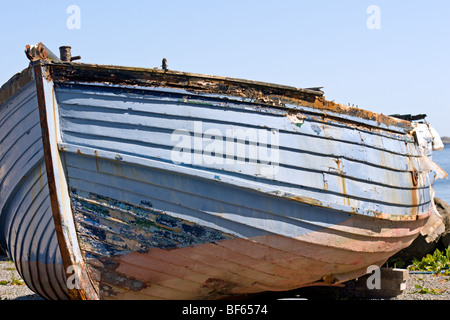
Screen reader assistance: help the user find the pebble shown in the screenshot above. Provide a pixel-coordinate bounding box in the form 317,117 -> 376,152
392,273 -> 450,300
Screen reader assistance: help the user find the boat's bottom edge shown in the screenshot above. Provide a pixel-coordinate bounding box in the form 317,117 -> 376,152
79,230 -> 423,300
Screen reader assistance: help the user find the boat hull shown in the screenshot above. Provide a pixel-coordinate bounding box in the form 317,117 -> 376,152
0,60 -> 445,300
65,153 -> 429,300
0,76 -> 69,299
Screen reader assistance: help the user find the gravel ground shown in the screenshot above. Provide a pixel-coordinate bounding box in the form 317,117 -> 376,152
0,255 -> 43,300
392,273 -> 450,300
1,253 -> 449,301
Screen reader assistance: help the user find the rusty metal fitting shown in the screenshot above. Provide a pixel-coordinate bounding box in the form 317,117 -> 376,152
25,42 -> 60,62
60,46 -> 81,62
59,46 -> 72,62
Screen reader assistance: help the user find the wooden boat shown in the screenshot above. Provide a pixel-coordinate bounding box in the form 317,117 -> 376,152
0,43 -> 447,300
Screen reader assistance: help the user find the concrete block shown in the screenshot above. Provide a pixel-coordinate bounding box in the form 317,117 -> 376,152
354,268 -> 409,298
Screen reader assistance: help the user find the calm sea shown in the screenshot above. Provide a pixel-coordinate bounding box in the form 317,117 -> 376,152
432,144 -> 450,204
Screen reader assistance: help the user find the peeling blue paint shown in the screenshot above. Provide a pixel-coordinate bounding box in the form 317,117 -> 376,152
140,200 -> 153,208
311,124 -> 322,135
70,189 -> 236,256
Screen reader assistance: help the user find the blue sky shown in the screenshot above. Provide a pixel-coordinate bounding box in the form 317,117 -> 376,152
1,0 -> 450,136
